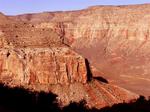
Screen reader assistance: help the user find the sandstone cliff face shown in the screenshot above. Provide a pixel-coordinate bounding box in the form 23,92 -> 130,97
0,48 -> 87,85
0,22 -> 87,85
13,4 -> 150,96
0,7 -> 141,109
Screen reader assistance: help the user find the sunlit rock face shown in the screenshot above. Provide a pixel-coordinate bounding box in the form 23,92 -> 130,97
0,5 -> 142,109
67,5 -> 150,96
14,4 -> 150,96
0,21 -> 87,85
0,48 -> 87,85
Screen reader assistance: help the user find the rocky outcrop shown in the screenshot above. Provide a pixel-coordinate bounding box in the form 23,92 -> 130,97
0,7 -> 141,109
0,47 -> 138,109
0,47 -> 87,85
0,22 -> 87,85
12,4 -> 150,96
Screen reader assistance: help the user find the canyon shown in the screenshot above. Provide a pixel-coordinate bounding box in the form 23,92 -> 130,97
0,3 -> 150,109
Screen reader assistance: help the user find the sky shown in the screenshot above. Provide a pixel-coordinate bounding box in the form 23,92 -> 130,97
0,0 -> 150,15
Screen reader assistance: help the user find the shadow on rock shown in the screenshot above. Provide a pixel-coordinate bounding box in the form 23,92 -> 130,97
0,83 -> 60,112
0,83 -> 149,112
85,58 -> 93,82
93,76 -> 109,84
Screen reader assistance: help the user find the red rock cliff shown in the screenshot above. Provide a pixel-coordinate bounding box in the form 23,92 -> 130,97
12,4 -> 150,96
0,7 -> 140,109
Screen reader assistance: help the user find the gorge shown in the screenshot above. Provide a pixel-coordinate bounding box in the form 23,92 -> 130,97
0,3 -> 150,110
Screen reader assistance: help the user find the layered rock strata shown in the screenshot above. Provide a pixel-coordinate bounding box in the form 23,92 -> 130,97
10,4 -> 150,96
0,10 -> 140,108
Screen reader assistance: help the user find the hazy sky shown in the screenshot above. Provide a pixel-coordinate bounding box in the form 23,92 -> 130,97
0,0 -> 150,15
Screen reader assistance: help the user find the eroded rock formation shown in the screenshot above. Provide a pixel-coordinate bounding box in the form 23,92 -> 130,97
0,5 -> 146,108
10,4 -> 150,96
